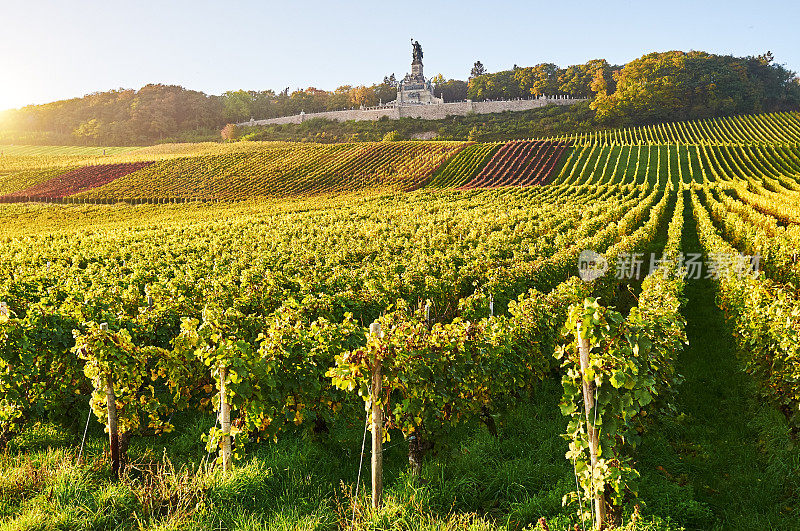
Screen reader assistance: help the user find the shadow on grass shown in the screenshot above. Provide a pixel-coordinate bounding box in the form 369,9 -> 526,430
635,196 -> 800,531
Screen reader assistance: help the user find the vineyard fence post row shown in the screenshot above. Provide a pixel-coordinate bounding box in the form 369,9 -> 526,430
370,321 -> 383,509
577,322 -> 606,528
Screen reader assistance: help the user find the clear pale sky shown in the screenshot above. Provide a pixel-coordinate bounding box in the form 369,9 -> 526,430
1,0 -> 798,111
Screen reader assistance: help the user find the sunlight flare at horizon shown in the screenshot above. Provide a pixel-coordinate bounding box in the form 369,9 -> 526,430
0,72 -> 41,112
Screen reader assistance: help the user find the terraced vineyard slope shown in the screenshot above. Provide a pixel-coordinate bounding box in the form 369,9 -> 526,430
426,143 -> 501,188
1,162 -> 153,201
1,111 -> 799,204
547,110 -> 800,145
0,141 -> 466,202
459,140 -> 570,189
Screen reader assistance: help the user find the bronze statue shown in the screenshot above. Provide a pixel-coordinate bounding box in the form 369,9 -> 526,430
411,39 -> 423,64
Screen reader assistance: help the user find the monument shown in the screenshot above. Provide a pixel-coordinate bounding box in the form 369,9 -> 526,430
238,38 -> 586,126
391,39 -> 443,106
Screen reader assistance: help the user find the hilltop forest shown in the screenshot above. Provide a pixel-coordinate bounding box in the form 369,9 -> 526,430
0,50 -> 797,146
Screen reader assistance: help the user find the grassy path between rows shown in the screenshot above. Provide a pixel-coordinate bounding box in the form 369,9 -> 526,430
636,201 -> 800,530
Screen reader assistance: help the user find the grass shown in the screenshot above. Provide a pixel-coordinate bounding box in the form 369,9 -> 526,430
634,196 -> 800,530
0,379 -> 685,531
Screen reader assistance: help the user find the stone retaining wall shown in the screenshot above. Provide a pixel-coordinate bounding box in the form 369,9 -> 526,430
237,96 -> 586,126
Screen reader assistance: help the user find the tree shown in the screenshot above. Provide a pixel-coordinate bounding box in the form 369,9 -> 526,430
221,90 -> 254,122
432,75 -> 468,102
468,71 -> 514,101
756,51 -> 775,66
349,86 -> 378,108
72,119 -> 102,144
467,75 -> 491,100
325,85 -> 353,110
471,61 -> 486,78
590,68 -> 610,96
590,50 -> 800,124
558,60 -> 614,98
221,123 -> 238,141
374,81 -> 397,105
516,63 -> 562,97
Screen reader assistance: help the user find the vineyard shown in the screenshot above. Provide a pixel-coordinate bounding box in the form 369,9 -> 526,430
0,141 -> 469,202
551,143 -> 800,187
0,145 -> 138,157
458,141 -> 571,189
426,143 -> 501,188
547,110 -> 800,145
0,110 -> 800,530
0,163 -> 154,201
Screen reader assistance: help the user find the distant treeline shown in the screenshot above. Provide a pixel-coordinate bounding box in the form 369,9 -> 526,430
0,83 -> 400,146
0,50 -> 797,145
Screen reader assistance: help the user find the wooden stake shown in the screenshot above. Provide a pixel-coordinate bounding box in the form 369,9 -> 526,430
577,323 -> 606,528
105,375 -> 120,479
98,323 -> 121,478
218,365 -> 232,472
369,321 -> 383,510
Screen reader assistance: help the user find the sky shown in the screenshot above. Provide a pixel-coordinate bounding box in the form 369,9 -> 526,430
1,0 -> 798,111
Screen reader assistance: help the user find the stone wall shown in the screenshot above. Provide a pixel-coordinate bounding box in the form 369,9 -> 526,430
237,96 -> 586,127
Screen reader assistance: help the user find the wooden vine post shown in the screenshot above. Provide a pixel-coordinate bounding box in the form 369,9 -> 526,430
369,321 -> 383,510
577,322 -> 606,528
100,322 -> 121,479
218,364 -> 232,472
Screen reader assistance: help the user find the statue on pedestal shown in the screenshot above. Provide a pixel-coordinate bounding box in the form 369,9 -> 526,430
390,39 -> 442,107
411,39 -> 423,65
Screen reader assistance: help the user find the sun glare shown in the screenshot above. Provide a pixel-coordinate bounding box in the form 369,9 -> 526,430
0,71 -> 41,112
0,87 -> 23,112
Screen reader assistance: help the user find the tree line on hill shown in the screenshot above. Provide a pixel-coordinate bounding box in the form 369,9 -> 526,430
0,51 -> 797,146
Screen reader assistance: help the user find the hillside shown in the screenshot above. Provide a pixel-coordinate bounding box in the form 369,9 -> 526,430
2,104 -> 800,530
2,110 -> 800,203
0,141 -> 468,202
